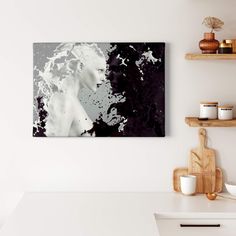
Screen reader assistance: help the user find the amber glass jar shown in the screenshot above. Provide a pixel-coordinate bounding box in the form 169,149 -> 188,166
199,33 -> 219,54
226,39 -> 236,53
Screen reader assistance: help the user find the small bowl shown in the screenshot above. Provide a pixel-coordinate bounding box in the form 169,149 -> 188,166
225,183 -> 236,196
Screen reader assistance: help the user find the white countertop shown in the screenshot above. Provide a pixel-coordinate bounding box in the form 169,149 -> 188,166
0,192 -> 236,236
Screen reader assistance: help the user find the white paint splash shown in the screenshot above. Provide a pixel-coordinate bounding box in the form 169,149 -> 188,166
142,50 -> 158,64
134,49 -> 161,81
116,54 -> 127,66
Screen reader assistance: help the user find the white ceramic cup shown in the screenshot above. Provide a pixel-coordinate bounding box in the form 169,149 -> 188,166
180,175 -> 197,195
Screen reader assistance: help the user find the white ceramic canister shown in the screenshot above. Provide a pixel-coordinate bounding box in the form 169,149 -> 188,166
180,175 -> 197,195
200,102 -> 218,119
218,105 -> 233,120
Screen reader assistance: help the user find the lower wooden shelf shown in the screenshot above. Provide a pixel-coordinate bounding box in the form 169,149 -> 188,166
185,117 -> 236,127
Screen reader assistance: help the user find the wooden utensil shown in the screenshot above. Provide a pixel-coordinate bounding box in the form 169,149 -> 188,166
188,128 -> 216,193
215,168 -> 223,193
173,167 -> 223,193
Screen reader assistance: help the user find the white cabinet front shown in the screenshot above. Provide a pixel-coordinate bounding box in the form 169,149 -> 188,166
156,219 -> 236,236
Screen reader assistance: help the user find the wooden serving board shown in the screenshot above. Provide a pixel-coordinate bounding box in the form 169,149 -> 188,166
173,168 -> 188,192
173,167 -> 223,193
188,128 -> 216,193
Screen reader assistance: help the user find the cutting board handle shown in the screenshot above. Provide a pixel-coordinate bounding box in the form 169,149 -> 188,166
199,128 -> 207,148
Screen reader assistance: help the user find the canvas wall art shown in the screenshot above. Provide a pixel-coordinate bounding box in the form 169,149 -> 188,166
33,43 -> 165,137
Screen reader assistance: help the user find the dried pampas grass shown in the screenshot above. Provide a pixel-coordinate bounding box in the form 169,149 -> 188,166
202,17 -> 224,32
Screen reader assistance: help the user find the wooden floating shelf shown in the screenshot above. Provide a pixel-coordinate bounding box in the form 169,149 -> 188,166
185,53 -> 236,60
185,117 -> 236,127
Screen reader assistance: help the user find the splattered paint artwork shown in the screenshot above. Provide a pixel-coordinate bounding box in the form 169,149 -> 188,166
33,43 -> 165,137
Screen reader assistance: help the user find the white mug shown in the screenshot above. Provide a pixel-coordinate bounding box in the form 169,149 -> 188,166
180,175 -> 197,195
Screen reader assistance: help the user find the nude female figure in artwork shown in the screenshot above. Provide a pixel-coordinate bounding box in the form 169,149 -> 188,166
41,43 -> 106,137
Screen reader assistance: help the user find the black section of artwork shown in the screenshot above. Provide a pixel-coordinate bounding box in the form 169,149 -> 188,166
94,43 -> 165,137
33,97 -> 47,137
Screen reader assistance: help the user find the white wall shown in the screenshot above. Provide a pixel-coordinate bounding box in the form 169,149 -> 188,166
0,0 -> 236,227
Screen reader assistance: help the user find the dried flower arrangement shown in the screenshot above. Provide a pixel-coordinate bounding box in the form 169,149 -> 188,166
202,17 -> 224,33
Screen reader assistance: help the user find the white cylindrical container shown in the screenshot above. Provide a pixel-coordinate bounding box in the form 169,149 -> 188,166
200,102 -> 218,119
218,106 -> 233,120
180,175 -> 197,195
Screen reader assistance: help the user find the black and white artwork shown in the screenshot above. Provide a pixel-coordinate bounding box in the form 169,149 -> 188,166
33,43 -> 165,137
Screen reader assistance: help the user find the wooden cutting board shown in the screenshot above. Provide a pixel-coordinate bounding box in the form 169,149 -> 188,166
188,128 -> 216,193
173,167 -> 223,193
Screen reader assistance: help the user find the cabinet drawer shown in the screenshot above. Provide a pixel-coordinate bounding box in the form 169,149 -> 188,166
156,219 -> 236,236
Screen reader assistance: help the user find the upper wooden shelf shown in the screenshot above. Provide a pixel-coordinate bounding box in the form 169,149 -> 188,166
185,53 -> 236,60
185,117 -> 236,127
